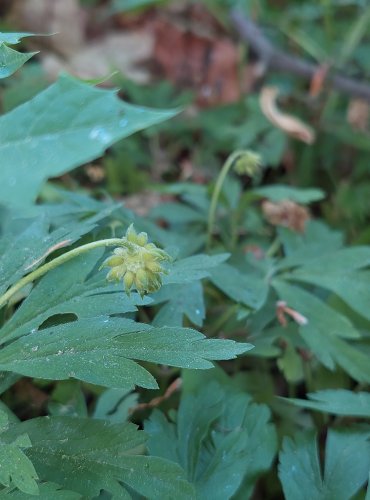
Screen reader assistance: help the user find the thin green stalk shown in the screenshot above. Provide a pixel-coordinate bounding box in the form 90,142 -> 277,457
321,0 -> 333,46
0,238 -> 126,310
230,208 -> 240,250
209,304 -> 238,336
337,5 -> 370,68
207,150 -> 245,250
303,359 -> 315,393
266,237 -> 281,258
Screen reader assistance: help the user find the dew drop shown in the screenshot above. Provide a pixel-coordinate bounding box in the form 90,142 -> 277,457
89,126 -> 112,145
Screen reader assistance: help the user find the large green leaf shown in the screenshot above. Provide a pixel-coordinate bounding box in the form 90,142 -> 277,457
253,185 -> 325,204
152,281 -> 205,327
286,246 -> 370,273
286,247 -> 370,320
276,221 -> 343,270
209,263 -> 268,310
0,32 -> 43,80
0,33 -> 41,44
0,317 -> 252,389
5,416 -> 195,499
3,482 -> 81,499
273,280 -> 360,339
283,389 -> 370,417
273,281 -> 370,382
279,430 -> 370,500
164,253 -> 229,284
0,410 -> 38,496
0,75 -> 178,208
146,382 -> 277,499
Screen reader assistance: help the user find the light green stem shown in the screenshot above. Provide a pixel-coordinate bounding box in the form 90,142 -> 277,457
0,238 -> 126,310
207,150 -> 245,250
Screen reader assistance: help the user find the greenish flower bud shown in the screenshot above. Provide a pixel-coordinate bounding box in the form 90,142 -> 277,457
233,150 -> 262,177
123,271 -> 135,293
137,232 -> 148,246
105,255 -> 125,267
102,223 -> 171,296
145,261 -> 162,273
126,224 -> 139,243
107,266 -> 125,281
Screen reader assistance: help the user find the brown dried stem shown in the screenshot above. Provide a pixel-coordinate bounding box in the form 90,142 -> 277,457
231,9 -> 370,101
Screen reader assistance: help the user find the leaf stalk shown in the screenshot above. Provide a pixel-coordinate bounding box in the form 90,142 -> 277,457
0,238 -> 126,310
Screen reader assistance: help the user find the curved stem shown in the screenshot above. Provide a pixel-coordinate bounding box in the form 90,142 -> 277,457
206,150 -> 245,251
0,238 -> 126,310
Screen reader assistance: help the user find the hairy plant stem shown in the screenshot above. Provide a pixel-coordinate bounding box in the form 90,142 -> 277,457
207,151 -> 245,251
0,238 -> 126,310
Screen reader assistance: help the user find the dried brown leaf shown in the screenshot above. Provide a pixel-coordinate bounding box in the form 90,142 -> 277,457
152,10 -> 250,106
262,199 -> 310,233
259,86 -> 315,144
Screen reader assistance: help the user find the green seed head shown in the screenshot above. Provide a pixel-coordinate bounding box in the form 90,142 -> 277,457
233,150 -> 262,177
101,224 -> 171,297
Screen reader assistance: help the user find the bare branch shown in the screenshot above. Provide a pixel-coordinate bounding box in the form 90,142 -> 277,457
231,9 -> 370,102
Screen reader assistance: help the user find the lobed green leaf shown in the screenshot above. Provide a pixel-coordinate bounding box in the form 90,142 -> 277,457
0,410 -> 38,496
253,185 -> 325,204
0,75 -> 178,208
282,389 -> 370,417
0,317 -> 253,389
5,416 -> 195,499
146,382 -> 277,499
0,44 -> 37,79
279,430 -> 370,500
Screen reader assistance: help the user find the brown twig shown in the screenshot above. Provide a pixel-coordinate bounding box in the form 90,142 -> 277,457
129,377 -> 182,414
231,9 -> 370,102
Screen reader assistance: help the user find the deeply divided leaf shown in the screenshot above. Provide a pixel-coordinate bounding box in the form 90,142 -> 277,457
0,318 -> 252,389
5,416 -> 195,499
146,382 -> 277,499
279,430 -> 370,500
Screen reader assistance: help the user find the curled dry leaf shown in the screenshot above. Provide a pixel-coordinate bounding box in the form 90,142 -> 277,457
276,300 -> 308,327
259,86 -> 315,144
262,199 -> 310,233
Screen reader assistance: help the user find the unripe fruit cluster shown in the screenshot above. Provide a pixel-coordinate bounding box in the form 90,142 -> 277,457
101,224 -> 171,297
